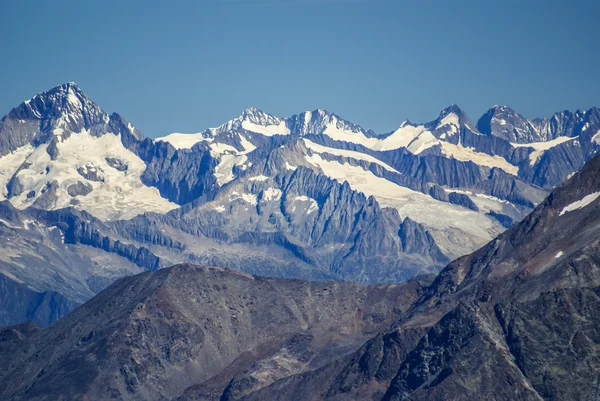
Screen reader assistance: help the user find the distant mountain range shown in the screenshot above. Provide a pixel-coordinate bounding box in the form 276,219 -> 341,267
2,149 -> 600,400
1,82 -> 599,326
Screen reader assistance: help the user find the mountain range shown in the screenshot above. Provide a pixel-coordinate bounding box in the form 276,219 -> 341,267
1,147 -> 600,400
1,82 -> 599,327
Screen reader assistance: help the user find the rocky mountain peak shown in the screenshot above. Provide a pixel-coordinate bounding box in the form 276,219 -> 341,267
239,107 -> 279,124
14,82 -> 106,127
425,104 -> 476,137
0,83 -> 115,157
476,104 -> 534,142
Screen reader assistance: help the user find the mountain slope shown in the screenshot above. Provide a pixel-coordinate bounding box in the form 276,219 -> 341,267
0,264 -> 426,401
237,153 -> 600,401
0,83 -> 178,220
4,151 -> 600,400
2,82 -> 600,328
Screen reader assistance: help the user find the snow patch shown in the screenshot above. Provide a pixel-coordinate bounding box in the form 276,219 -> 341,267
212,134 -> 257,186
437,113 -> 460,133
559,191 -> 600,216
406,130 -> 439,154
370,125 -> 427,151
238,134 -> 257,153
322,118 -> 380,148
229,191 -> 258,205
155,133 -> 212,149
8,131 -> 178,220
303,139 -> 399,173
291,195 -> 318,214
262,187 -> 282,201
215,154 -> 248,186
305,153 -> 504,255
511,136 -> 578,166
241,120 -> 290,136
249,175 -> 269,182
555,251 -> 564,258
441,142 -> 519,175
67,90 -> 82,109
0,145 -> 35,200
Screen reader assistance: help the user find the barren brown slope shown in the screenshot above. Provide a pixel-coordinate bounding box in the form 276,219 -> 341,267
0,264 -> 425,401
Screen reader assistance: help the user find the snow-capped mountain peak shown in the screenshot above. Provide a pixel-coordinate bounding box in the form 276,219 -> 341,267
18,82 -> 106,129
430,104 -> 476,134
1,82 -> 115,156
476,104 -> 536,143
205,107 -> 290,137
0,83 -> 176,221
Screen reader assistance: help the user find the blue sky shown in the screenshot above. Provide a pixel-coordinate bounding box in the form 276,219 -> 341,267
1,0 -> 599,137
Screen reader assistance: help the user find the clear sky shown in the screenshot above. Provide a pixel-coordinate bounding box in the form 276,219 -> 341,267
1,0 -> 599,138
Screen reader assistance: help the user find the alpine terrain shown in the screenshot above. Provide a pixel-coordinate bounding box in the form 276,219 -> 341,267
2,150 -> 600,400
1,83 -> 599,326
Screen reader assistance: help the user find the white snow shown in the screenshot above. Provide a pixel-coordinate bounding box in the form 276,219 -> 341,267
592,130 -> 600,145
304,111 -> 312,127
210,142 -> 239,155
262,187 -> 282,201
8,131 -> 178,220
229,191 -> 258,205
555,251 -> 564,258
241,120 -> 290,136
155,133 -> 212,149
559,191 -> 600,216
0,145 -> 35,200
238,134 -> 257,153
249,175 -> 270,182
440,142 -> 519,175
302,139 -> 400,173
304,153 -> 503,256
291,195 -> 318,214
212,134 -> 258,186
437,113 -> 460,134
213,205 -> 226,213
359,119 -> 445,155
67,90 -> 81,109
405,130 -> 439,154
448,188 -> 520,218
285,162 -> 297,171
322,118 -> 380,148
214,154 -> 248,186
370,125 -> 428,151
511,136 -> 578,166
